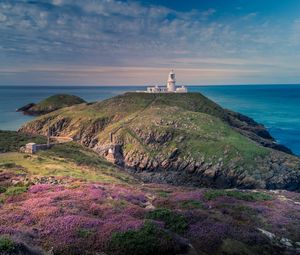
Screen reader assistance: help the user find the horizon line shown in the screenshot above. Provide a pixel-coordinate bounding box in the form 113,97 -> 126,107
1,83 -> 300,87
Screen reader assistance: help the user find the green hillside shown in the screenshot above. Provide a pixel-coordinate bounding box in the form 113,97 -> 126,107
19,92 -> 300,190
18,94 -> 86,115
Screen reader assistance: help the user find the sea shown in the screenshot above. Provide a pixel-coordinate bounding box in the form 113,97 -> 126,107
0,85 -> 300,156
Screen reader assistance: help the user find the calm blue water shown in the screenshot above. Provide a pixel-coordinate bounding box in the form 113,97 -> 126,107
0,85 -> 300,156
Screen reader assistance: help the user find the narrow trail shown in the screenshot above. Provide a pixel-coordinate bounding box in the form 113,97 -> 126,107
50,136 -> 73,144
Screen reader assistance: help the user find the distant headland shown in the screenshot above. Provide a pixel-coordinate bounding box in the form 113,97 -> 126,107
17,94 -> 86,116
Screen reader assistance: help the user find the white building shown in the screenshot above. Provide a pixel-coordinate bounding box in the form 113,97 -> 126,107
146,70 -> 187,93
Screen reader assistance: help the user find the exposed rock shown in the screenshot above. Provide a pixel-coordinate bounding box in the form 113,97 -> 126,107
16,103 -> 36,113
226,110 -> 293,154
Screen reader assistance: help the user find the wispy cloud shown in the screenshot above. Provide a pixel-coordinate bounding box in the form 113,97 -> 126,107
0,0 -> 299,85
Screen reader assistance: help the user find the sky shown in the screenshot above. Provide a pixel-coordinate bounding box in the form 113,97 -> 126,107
0,0 -> 300,86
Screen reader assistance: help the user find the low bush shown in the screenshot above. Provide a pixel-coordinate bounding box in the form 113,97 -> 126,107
5,186 -> 27,196
77,228 -> 94,238
145,208 -> 188,234
204,190 -> 273,202
0,235 -> 15,253
0,186 -> 6,193
226,191 -> 272,201
0,163 -> 17,169
107,222 -> 186,255
157,191 -> 170,198
0,130 -> 46,153
180,200 -> 203,209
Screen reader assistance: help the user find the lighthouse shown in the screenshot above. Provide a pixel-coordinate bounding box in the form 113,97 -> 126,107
167,70 -> 176,92
144,70 -> 187,93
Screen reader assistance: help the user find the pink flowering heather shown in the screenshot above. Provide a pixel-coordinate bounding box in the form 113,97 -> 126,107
29,184 -> 55,193
98,215 -> 144,245
171,190 -> 204,202
0,178 -> 298,255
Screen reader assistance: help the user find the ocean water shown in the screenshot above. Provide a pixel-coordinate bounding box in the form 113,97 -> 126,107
0,85 -> 300,156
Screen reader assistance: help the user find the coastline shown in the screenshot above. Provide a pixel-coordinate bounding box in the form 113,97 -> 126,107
1,85 -> 300,156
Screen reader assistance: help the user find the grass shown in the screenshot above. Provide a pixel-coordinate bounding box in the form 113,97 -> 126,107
157,191 -> 171,198
0,142 -> 137,185
122,106 -> 269,173
204,189 -> 273,202
40,143 -> 137,184
0,130 -> 46,153
42,142 -> 112,167
29,94 -> 86,114
179,200 -> 203,209
0,162 -> 17,168
145,208 -> 188,234
4,186 -> 27,196
19,92 -> 272,177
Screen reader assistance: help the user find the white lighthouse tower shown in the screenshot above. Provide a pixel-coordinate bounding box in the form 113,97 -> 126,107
144,69 -> 187,93
167,70 -> 176,92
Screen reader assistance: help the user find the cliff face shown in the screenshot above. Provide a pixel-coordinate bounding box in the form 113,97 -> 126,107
19,92 -> 300,190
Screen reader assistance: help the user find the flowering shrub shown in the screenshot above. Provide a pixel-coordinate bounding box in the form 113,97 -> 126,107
171,190 -> 203,202
29,184 -> 53,193
0,180 -> 298,254
123,193 -> 147,205
188,219 -> 230,252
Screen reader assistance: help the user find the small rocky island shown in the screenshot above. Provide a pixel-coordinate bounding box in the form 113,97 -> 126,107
17,94 -> 86,115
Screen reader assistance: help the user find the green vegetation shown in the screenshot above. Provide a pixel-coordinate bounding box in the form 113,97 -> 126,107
28,94 -> 86,114
42,142 -> 112,167
77,228 -> 94,238
204,189 -> 273,201
0,143 -> 137,185
20,92 -> 271,172
180,200 -> 203,209
219,238 -> 275,255
0,162 -> 17,168
0,130 -> 46,152
0,235 -> 15,253
18,92 -> 297,192
157,191 -> 171,198
5,186 -> 27,196
39,143 -> 137,184
0,93 -> 298,255
145,208 -> 188,234
107,222 -> 184,255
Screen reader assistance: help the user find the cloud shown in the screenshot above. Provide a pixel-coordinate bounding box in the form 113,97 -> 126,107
0,0 -> 299,85
201,8 -> 216,19
242,12 -> 258,20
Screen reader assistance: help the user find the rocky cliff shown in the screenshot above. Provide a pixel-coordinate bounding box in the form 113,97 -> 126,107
19,92 -> 300,190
